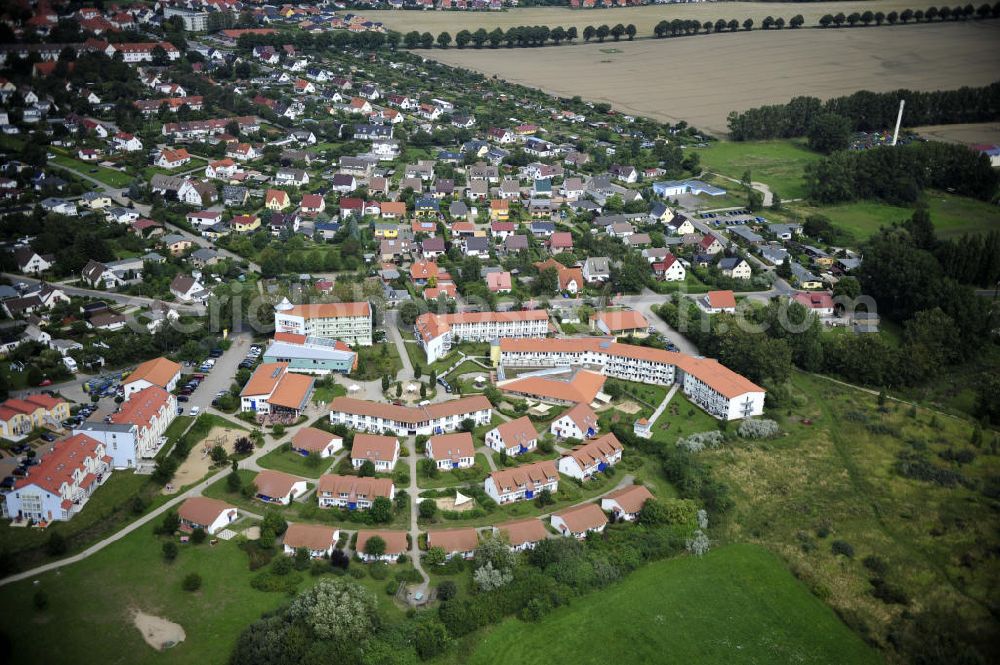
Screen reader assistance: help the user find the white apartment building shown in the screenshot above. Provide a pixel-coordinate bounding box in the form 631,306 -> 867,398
273,299 -> 373,346
484,460 -> 560,505
328,396 -> 492,438
3,434 -> 111,523
316,475 -> 395,510
557,433 -> 624,480
497,337 -> 765,421
414,310 -> 550,363
74,386 -> 176,468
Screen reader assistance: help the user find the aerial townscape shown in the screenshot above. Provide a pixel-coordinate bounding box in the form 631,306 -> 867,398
0,0 -> 998,664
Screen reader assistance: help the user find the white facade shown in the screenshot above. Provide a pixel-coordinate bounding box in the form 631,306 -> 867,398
499,339 -> 765,421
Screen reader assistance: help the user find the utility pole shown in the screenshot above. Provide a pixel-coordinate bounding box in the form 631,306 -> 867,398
891,99 -> 905,146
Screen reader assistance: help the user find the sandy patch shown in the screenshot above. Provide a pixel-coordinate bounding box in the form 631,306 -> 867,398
243,525 -> 260,540
427,22 -> 1000,135
613,401 -> 642,415
435,497 -> 475,512
132,609 -> 185,651
163,426 -> 243,495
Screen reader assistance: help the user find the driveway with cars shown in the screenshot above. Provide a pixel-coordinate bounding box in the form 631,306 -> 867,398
177,333 -> 257,416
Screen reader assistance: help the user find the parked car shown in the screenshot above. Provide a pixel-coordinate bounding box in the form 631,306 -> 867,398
40,433 -> 56,442
190,406 -> 201,417
177,395 -> 189,403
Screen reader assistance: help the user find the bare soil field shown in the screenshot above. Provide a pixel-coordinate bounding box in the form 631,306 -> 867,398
427,21 -> 1000,135
132,610 -> 185,651
366,0 -> 924,35
913,122 -> 1000,145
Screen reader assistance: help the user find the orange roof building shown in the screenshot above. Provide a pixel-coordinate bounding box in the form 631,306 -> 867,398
178,497 -> 238,534
426,528 -> 479,559
499,369 -> 606,406
485,416 -> 538,455
317,474 -> 395,510
252,469 -> 308,505
601,484 -> 654,520
240,363 -> 314,416
291,427 -> 343,458
273,299 -> 373,346
426,432 -> 476,470
351,433 -> 400,471
497,337 -> 765,421
328,395 -> 492,437
283,522 -> 339,557
551,502 -> 608,538
413,309 -> 550,363
494,518 -> 549,551
594,309 -> 649,335
0,394 -> 70,440
485,460 -> 559,505
558,433 -> 624,480
122,357 -> 181,397
7,434 -> 111,523
356,529 -> 408,562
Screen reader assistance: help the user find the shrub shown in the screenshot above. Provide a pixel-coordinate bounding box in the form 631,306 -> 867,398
831,540 -> 854,558
162,541 -> 178,562
330,549 -> 350,570
46,532 -> 67,557
272,555 -> 293,576
33,590 -> 48,611
182,573 -> 202,591
369,562 -> 389,580
436,580 -> 457,601
419,499 -> 438,519
191,527 -> 207,544
348,566 -> 366,579
385,580 -> 398,596
870,577 -> 909,605
862,555 -> 888,576
676,430 -> 725,452
737,418 -> 780,439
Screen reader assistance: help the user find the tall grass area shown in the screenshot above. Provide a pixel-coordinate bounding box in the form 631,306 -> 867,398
708,372 -> 1000,660
463,544 -> 880,665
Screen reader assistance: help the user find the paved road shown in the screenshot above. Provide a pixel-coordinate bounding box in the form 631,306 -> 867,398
2,273 -> 205,315
405,441 -> 430,599
386,310 -> 414,380
181,332 -> 256,415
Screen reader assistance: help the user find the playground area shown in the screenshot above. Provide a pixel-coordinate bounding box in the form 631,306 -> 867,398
162,426 -> 242,495
435,492 -> 476,512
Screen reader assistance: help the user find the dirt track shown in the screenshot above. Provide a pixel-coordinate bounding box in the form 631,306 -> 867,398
426,21 -> 1000,135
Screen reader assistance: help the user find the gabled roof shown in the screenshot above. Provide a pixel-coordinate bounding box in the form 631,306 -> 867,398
284,522 -> 337,551
553,502 -> 608,533
427,432 -> 475,462
351,433 -> 398,463
427,528 -> 479,554
492,416 -> 537,449
178,497 -> 236,527
124,357 -> 180,388
356,529 -> 408,555
603,484 -> 654,514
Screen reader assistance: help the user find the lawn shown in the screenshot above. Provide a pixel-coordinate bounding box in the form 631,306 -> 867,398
49,154 -> 133,188
464,544 -> 880,665
257,446 -> 338,479
707,372 -> 1000,657
789,189 -> 1000,241
695,139 -> 822,200
417,453 -> 491,489
0,511 -> 419,665
311,381 -> 347,405
0,471 -> 169,563
350,342 -> 403,381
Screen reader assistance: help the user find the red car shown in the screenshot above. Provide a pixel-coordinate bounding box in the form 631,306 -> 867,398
39,379 -> 52,386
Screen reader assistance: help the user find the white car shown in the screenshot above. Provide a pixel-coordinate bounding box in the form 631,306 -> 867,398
190,406 -> 201,417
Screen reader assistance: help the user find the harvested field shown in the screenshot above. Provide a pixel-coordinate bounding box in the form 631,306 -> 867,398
427,21 -> 1000,135
913,122 -> 1000,146
367,1 -> 925,36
